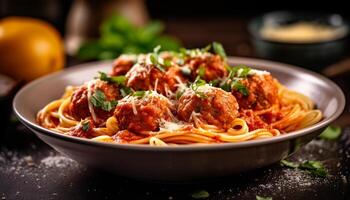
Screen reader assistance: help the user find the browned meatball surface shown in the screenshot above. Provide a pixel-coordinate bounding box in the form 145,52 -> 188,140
177,85 -> 239,129
186,54 -> 227,82
110,55 -> 137,76
232,74 -> 279,110
70,80 -> 120,122
114,91 -> 174,133
125,62 -> 186,95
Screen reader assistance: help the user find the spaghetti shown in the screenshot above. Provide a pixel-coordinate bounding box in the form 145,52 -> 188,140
37,43 -> 322,146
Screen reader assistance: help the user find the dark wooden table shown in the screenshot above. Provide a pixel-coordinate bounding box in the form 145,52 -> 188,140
1,18 -> 350,200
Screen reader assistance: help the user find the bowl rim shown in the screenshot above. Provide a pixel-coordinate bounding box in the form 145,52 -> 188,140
13,57 -> 346,152
248,10 -> 350,45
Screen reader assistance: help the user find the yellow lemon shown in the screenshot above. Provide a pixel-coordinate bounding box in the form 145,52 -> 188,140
0,17 -> 65,82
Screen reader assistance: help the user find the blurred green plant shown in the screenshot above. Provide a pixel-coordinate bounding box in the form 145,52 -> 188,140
77,15 -> 182,60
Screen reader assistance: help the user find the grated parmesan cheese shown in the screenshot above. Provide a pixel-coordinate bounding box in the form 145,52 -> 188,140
86,80 -> 98,122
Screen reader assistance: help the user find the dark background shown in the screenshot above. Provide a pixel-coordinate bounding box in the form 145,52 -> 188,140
1,0 -> 350,34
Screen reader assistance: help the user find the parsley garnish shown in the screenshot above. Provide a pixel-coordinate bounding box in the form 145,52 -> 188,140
190,76 -> 207,99
97,71 -> 127,86
150,45 -> 169,72
209,65 -> 251,96
190,190 -> 209,199
280,159 -> 328,177
179,45 -> 210,58
81,120 -> 90,132
163,58 -> 172,67
231,80 -> 249,96
217,78 -> 249,96
120,87 -> 132,97
209,79 -> 220,87
198,66 -> 205,78
319,125 -> 342,140
212,41 -> 227,60
132,90 -> 146,98
256,195 -> 272,200
227,65 -> 251,78
90,89 -> 118,111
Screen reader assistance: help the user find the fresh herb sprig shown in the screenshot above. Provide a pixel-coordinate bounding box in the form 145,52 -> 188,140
132,90 -> 146,98
90,89 -> 118,111
212,65 -> 251,96
96,71 -> 132,97
178,42 -> 225,59
81,120 -> 90,132
97,71 -> 126,86
190,76 -> 207,99
149,45 -> 172,72
280,159 -> 328,177
227,65 -> 251,78
212,41 -> 227,60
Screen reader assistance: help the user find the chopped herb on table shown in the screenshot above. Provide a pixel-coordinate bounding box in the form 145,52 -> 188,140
280,159 -> 328,177
319,125 -> 342,140
256,195 -> 273,200
190,190 -> 210,199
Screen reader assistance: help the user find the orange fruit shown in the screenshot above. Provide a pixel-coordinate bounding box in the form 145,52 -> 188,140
0,17 -> 65,82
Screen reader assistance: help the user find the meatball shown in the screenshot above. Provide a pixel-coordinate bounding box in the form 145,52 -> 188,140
177,85 -> 239,129
114,91 -> 174,133
186,54 -> 227,82
110,55 -> 137,76
70,80 -> 120,123
232,74 -> 279,110
125,62 -> 186,95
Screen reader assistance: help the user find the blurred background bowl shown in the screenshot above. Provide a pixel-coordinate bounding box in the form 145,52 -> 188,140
249,11 -> 350,71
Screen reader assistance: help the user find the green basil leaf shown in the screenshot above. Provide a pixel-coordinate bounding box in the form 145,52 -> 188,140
232,81 -> 249,96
